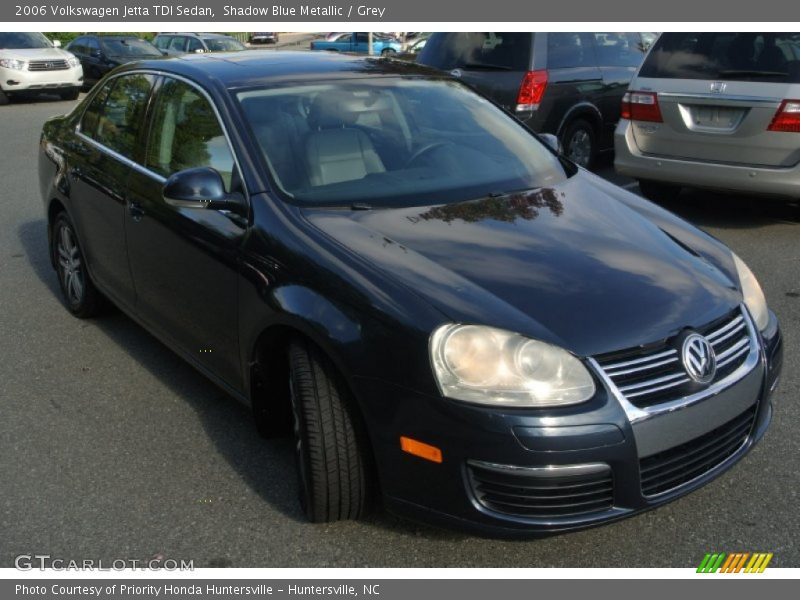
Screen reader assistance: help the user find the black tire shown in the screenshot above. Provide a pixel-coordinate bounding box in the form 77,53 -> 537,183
381,48 -> 396,57
638,179 -> 681,203
0,89 -> 9,106
561,118 -> 597,170
59,88 -> 80,101
51,212 -> 102,318
288,338 -> 370,522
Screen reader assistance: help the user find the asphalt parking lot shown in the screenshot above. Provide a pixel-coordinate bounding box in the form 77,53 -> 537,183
0,94 -> 798,568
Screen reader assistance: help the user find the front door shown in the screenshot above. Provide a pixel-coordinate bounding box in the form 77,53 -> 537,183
125,76 -> 246,390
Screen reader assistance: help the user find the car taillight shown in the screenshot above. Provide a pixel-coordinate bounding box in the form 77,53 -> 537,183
768,100 -> 800,132
621,91 -> 663,123
516,70 -> 548,112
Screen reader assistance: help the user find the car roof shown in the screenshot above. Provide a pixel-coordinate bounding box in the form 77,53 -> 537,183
115,50 -> 448,90
157,32 -> 233,39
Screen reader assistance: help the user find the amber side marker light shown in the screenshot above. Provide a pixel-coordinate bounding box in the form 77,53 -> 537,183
400,436 -> 443,463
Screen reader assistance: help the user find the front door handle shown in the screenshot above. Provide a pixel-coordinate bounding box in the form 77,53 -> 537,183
129,201 -> 145,222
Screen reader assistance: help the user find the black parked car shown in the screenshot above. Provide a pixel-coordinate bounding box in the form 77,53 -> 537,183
66,35 -> 163,89
419,32 -> 655,168
39,52 -> 781,536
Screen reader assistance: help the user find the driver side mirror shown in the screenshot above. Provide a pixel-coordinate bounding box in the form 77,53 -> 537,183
163,167 -> 247,216
539,133 -> 562,154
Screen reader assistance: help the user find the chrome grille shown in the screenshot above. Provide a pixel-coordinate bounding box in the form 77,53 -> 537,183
28,60 -> 70,71
467,462 -> 614,520
595,308 -> 753,409
639,405 -> 756,496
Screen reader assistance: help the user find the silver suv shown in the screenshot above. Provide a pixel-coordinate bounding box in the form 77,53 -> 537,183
615,32 -> 800,202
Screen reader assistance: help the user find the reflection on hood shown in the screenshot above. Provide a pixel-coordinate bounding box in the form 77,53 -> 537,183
409,188 -> 564,224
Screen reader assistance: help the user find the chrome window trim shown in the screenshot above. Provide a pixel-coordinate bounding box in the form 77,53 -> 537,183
74,68 -> 249,199
589,304 -> 760,425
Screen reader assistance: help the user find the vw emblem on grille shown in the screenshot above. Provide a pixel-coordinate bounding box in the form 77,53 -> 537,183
710,81 -> 727,94
46,62 -> 54,69
681,333 -> 717,384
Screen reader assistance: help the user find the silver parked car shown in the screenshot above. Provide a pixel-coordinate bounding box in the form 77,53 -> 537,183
615,32 -> 800,202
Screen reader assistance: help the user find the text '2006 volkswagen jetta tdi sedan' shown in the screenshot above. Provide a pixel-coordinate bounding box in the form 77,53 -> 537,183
39,51 -> 782,537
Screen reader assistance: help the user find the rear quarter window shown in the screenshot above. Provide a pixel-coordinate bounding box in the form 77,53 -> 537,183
640,32 -> 800,82
418,33 -> 532,71
546,33 -> 597,69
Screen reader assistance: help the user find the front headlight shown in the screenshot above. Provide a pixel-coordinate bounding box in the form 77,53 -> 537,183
430,324 -> 596,407
66,56 -> 80,68
0,58 -> 25,70
732,253 -> 769,331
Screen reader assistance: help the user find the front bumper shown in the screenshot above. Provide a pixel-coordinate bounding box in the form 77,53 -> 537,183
614,119 -> 800,199
1,65 -> 83,93
355,311 -> 782,537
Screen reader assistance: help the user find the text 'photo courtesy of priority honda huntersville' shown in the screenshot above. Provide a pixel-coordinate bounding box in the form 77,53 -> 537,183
38,51 -> 783,537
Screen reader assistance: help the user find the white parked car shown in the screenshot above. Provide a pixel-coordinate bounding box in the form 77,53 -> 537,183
0,32 -> 83,105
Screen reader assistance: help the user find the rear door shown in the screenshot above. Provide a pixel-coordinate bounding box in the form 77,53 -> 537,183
591,32 -> 648,144
540,33 -> 603,132
70,73 -> 156,308
417,32 -> 533,113
632,32 -> 800,167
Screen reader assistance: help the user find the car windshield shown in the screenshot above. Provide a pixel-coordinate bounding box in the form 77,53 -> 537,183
237,78 -> 569,207
202,38 -> 245,52
0,32 -> 53,50
100,38 -> 162,57
640,33 -> 800,82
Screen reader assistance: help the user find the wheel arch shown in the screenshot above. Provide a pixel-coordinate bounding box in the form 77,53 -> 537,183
556,102 -> 603,139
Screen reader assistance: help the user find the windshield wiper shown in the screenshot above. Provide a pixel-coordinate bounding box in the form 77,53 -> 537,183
717,70 -> 787,78
461,62 -> 513,71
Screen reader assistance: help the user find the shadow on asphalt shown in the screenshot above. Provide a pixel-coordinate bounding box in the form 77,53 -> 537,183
16,217 -> 468,542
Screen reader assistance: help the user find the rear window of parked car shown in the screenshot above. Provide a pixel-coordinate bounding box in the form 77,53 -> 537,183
419,33 -> 532,71
640,32 -> 800,82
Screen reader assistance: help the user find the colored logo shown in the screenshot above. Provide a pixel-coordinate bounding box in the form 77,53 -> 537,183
682,333 -> 716,384
697,552 -> 773,573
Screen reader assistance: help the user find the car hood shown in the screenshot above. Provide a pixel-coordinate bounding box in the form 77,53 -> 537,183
300,173 -> 742,357
0,48 -> 74,61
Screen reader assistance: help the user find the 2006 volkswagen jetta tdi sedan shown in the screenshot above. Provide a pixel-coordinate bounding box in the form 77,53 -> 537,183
38,51 -> 782,536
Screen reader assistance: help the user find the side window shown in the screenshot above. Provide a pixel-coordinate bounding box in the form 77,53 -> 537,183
68,37 -> 85,55
546,32 -> 597,69
85,37 -> 100,56
146,79 -> 235,190
168,36 -> 187,53
187,37 -> 204,53
592,33 -> 646,67
355,33 -> 368,44
80,80 -> 114,137
87,74 -> 155,159
153,36 -> 169,50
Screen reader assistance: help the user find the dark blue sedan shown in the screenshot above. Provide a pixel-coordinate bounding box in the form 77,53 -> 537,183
38,51 -> 782,536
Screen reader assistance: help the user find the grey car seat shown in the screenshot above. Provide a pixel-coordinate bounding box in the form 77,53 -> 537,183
304,92 -> 386,187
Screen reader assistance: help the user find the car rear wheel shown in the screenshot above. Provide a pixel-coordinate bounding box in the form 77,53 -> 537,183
288,338 -> 370,522
52,212 -> 102,318
381,48 -> 396,57
561,119 -> 596,169
638,180 -> 681,203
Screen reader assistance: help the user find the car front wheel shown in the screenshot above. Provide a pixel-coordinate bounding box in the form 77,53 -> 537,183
0,89 -> 9,106
288,338 -> 370,522
52,212 -> 102,318
59,88 -> 80,101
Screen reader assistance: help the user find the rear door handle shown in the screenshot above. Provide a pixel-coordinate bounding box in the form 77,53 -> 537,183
128,201 -> 145,222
